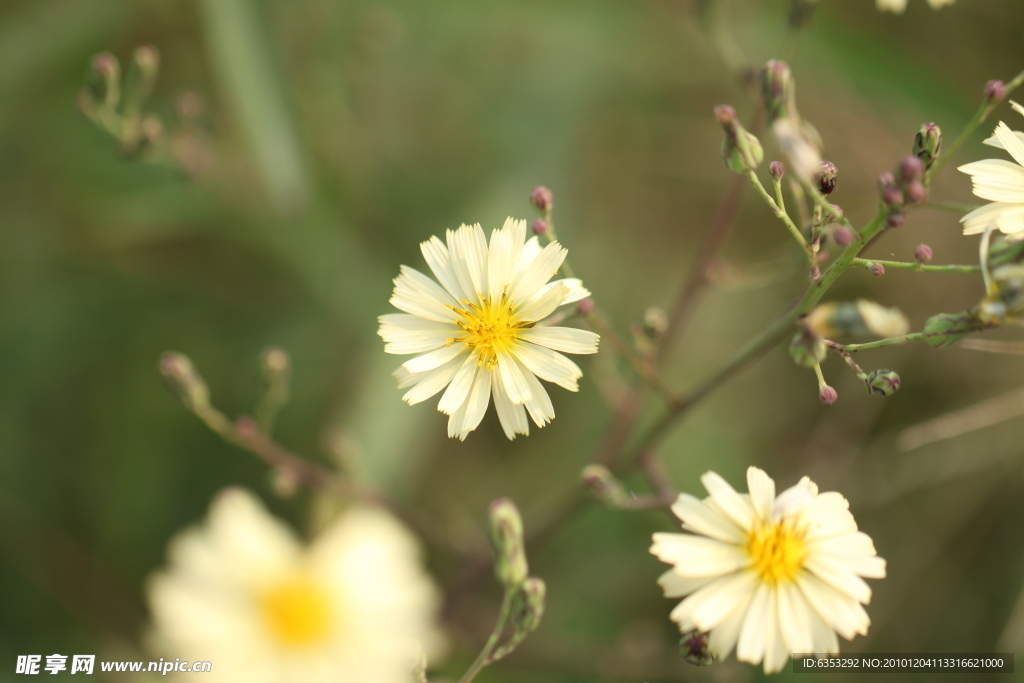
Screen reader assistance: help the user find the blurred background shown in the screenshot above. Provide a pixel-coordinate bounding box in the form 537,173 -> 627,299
2,0 -> 1024,680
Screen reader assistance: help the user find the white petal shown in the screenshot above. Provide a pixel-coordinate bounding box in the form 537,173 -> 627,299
670,570 -> 760,633
446,225 -> 489,302
961,202 -> 1024,238
517,235 -> 543,271
518,326 -> 599,355
446,394 -> 470,440
777,581 -> 815,655
509,240 -> 566,303
390,266 -> 460,323
707,585 -> 754,659
514,281 -> 568,322
763,594 -> 790,674
510,341 -> 582,391
671,493 -> 747,544
491,371 -> 529,440
516,359 -> 556,428
421,235 -> 469,301
402,343 -> 465,374
995,121 -> 1024,169
437,354 -> 479,415
775,476 -> 818,519
379,314 -> 459,355
650,533 -> 750,577
736,583 -> 772,667
400,356 -> 464,405
746,467 -> 776,521
457,364 -> 492,436
496,351 -> 532,405
796,571 -> 870,640
658,569 -> 716,598
538,277 -> 591,305
803,554 -> 873,603
487,218 -> 525,302
701,471 -> 757,531
959,159 -> 1024,203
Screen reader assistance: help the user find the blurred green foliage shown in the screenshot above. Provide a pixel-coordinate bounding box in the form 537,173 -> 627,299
1,0 -> 1024,680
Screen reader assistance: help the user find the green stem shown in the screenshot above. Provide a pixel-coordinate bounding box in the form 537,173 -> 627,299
747,170 -> 819,279
458,588 -> 516,683
915,202 -> 981,213
851,258 -> 980,274
840,329 -> 984,352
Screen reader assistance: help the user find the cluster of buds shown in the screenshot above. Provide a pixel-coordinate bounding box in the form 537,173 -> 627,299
714,105 -> 763,174
78,46 -> 164,157
878,158 -> 924,228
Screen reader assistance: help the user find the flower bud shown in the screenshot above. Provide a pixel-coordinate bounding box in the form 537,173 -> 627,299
159,352 -> 210,412
715,105 -> 764,173
581,464 -> 628,507
680,630 -> 715,667
88,52 -> 121,110
530,186 -> 553,212
769,161 -> 785,181
789,328 -> 826,368
924,310 -> 983,346
642,307 -> 668,338
833,227 -> 853,247
126,45 -> 160,106
489,498 -> 528,587
904,181 -> 926,206
870,262 -> 886,277
915,244 -> 933,263
985,79 -> 1006,105
510,577 -> 546,636
886,210 -> 905,229
882,186 -> 904,207
864,369 -> 901,397
532,219 -> 548,236
814,160 -> 838,195
898,155 -> 924,185
760,60 -> 795,122
877,171 -> 895,192
913,122 -> 941,170
819,385 -> 838,405
577,297 -> 595,315
979,264 -> 1024,325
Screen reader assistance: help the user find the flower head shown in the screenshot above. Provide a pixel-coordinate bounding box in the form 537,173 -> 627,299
147,489 -> 442,683
960,102 -> 1024,238
379,218 -> 599,440
877,0 -> 955,13
650,467 -> 885,674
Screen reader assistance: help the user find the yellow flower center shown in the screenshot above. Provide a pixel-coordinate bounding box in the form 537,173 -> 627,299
260,574 -> 333,648
449,294 -> 527,367
747,521 -> 806,584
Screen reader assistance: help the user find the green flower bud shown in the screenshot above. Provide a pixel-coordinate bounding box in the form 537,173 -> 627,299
581,464 -> 628,507
87,52 -> 121,112
489,498 -> 528,588
922,311 -> 982,347
864,369 -> 901,397
715,105 -> 763,174
913,123 -> 941,171
789,328 -> 826,368
124,45 -> 160,113
159,352 -> 210,412
760,60 -> 796,122
680,630 -> 715,667
510,577 -> 546,637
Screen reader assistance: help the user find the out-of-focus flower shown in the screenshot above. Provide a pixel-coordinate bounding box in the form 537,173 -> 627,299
877,0 -> 955,13
960,102 -> 1024,238
806,300 -> 909,339
651,468 -> 885,674
379,218 -> 598,440
772,119 -> 822,182
148,489 -> 442,683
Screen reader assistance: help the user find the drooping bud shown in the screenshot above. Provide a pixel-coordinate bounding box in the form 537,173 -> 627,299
88,52 -> 121,111
833,227 -> 853,247
915,244 -> 933,264
913,122 -> 941,170
159,352 -> 210,412
714,105 -> 763,173
870,263 -> 886,277
489,498 -> 528,588
789,327 -> 826,368
510,577 -> 546,636
532,219 -> 548,236
576,297 -> 596,315
898,155 -> 924,185
530,186 -> 553,213
904,181 -> 926,206
814,160 -> 838,195
679,630 -> 715,667
864,369 -> 901,397
819,385 -> 838,405
760,60 -> 795,122
887,210 -> 905,229
581,465 -> 628,507
769,161 -> 786,181
985,79 -> 1006,105
642,307 -> 669,339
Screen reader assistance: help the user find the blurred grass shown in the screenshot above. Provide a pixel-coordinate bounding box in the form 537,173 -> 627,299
1,0 -> 1023,681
